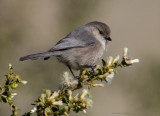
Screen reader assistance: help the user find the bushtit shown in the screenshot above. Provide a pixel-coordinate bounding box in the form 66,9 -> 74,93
20,21 -> 112,78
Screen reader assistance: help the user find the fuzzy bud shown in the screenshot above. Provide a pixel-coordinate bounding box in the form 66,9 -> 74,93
54,100 -> 63,106
128,59 -> 140,64
107,56 -> 113,67
30,107 -> 37,113
112,55 -> 120,64
9,64 -> 12,69
105,72 -> 115,84
123,47 -> 128,58
91,83 -> 104,87
68,90 -> 72,101
21,80 -> 28,85
80,89 -> 88,100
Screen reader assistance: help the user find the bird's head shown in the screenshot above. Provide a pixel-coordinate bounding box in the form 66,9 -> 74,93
86,21 -> 112,42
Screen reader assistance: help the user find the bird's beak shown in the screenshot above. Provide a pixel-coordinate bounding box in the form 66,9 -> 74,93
105,37 -> 112,41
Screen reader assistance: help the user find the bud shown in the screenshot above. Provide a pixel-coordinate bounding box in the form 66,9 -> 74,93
108,69 -> 114,73
74,93 -> 79,101
83,109 -> 87,113
112,55 -> 120,64
30,107 -> 37,113
54,101 -> 63,106
97,75 -> 103,79
21,80 -> 28,85
11,93 -> 18,99
64,106 -> 69,111
11,83 -> 18,89
64,112 -> 69,116
107,56 -> 113,67
129,59 -> 140,64
105,72 -> 115,84
103,73 -> 109,77
40,93 -> 46,100
46,90 -> 51,97
9,64 -> 12,69
50,91 -> 59,99
91,83 -> 104,87
85,98 -> 93,108
68,90 -> 72,101
62,72 -> 78,87
81,70 -> 86,75
80,89 -> 88,100
123,47 -> 128,57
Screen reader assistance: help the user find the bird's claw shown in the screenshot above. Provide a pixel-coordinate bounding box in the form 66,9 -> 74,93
91,65 -> 97,76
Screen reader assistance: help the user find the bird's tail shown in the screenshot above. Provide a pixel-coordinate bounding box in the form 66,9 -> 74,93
19,51 -> 57,61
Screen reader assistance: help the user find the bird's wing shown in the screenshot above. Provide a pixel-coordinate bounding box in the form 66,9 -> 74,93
49,26 -> 96,51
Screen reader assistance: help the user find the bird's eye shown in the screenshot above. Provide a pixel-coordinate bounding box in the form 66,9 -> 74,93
99,30 -> 104,35
96,27 -> 104,35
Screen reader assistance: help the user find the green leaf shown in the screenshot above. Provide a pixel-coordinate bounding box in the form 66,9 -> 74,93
22,112 -> 31,116
1,95 -> 8,103
97,68 -> 102,75
68,103 -> 73,107
45,107 -> 52,114
102,59 -> 106,66
87,86 -> 92,98
52,106 -> 59,112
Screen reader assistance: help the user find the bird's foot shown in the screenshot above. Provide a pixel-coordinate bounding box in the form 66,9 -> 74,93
74,76 -> 79,79
91,65 -> 97,76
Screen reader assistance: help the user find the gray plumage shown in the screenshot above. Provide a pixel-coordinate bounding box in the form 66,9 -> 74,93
20,21 -> 111,76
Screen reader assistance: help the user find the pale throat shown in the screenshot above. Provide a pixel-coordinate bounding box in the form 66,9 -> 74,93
91,28 -> 106,50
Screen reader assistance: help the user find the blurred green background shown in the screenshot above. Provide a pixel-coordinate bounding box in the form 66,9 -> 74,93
0,0 -> 160,116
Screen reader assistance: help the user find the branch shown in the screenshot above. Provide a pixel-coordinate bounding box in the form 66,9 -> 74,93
0,47 -> 139,116
0,64 -> 27,116
23,47 -> 139,116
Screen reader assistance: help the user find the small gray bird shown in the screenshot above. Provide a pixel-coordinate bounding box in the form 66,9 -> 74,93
20,21 -> 112,78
